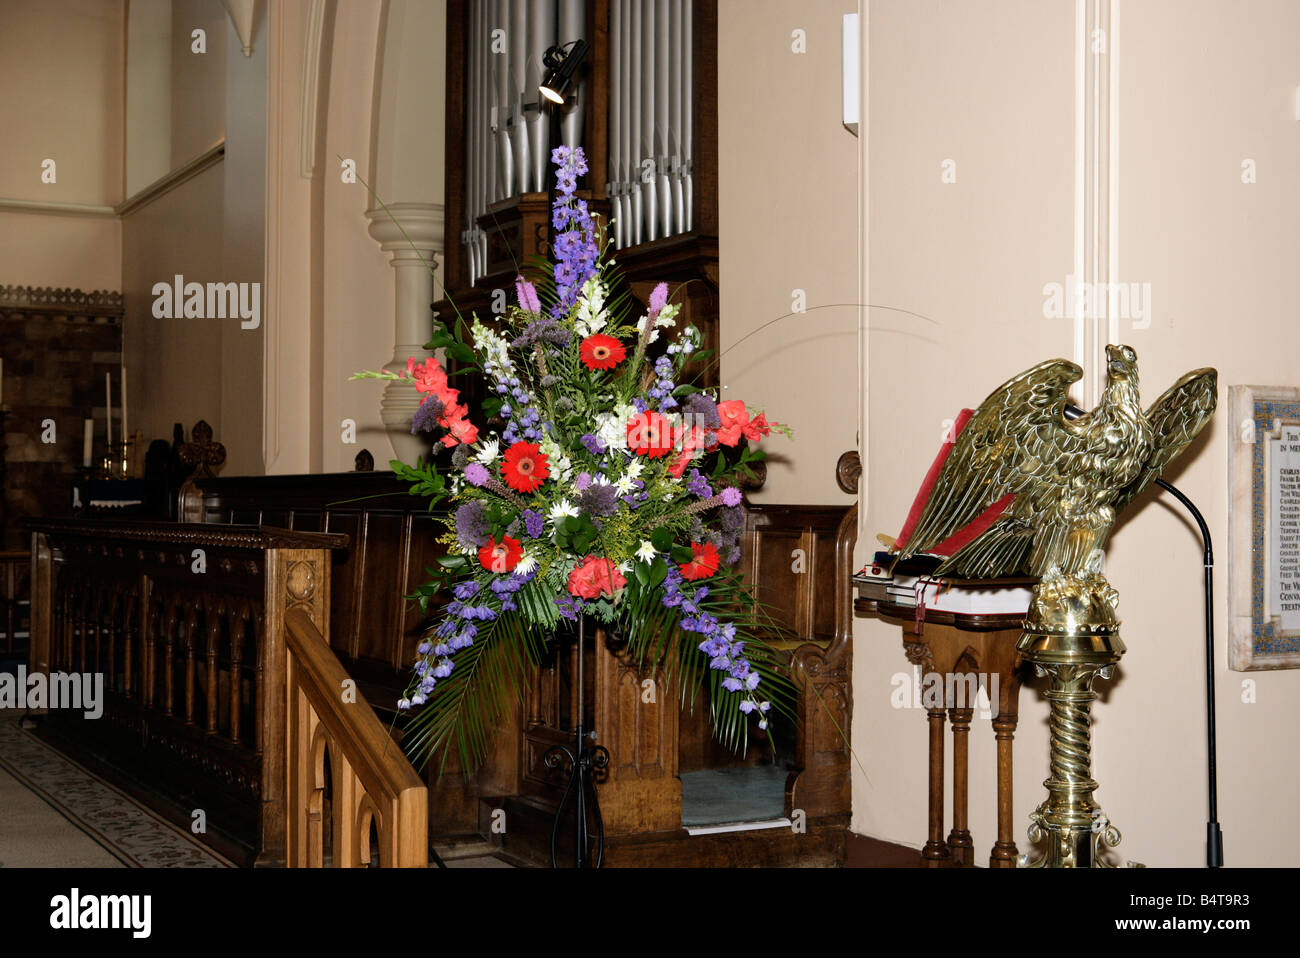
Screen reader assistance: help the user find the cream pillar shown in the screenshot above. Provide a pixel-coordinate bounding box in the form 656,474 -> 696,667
366,202 -> 444,465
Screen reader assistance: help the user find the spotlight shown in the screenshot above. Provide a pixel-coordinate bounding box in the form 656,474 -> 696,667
539,39 -> 589,105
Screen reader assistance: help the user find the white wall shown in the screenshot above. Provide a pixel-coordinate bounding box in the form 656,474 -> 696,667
121,0 -> 265,474
852,0 -> 1300,867
0,0 -> 123,289
718,0 -> 860,505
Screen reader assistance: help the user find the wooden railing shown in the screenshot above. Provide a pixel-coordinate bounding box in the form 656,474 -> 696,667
285,609 -> 427,867
27,519 -> 348,865
27,517 -> 429,867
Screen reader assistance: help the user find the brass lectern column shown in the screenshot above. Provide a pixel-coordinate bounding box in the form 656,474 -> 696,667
1017,570 -> 1133,869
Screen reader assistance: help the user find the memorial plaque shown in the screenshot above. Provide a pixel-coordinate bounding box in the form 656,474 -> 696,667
1229,385 -> 1300,670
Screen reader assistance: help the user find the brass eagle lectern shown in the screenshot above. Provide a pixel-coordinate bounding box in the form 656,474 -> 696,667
896,344 -> 1217,867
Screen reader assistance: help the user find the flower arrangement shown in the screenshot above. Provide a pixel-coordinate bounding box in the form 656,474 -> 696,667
355,146 -> 793,769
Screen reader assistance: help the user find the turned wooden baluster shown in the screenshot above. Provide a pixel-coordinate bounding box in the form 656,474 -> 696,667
104,590 -> 117,691
922,705 -> 950,866
205,598 -> 222,735
229,602 -> 245,744
991,713 -> 1020,866
947,705 -> 974,866
162,602 -> 178,718
183,604 -> 199,725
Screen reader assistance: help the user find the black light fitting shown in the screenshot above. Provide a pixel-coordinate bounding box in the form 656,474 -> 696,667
539,39 -> 589,105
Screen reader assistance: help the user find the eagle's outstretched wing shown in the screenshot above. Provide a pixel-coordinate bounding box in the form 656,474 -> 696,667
898,358 -> 1089,576
1111,367 -> 1217,513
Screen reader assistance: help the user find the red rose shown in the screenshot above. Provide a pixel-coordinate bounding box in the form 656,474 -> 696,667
579,334 -> 627,371
627,411 -> 675,458
679,541 -> 721,581
567,555 -> 628,599
478,536 -> 523,573
501,441 -> 550,493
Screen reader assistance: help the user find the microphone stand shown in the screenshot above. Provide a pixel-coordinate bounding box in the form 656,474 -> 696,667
1062,401 -> 1222,866
1154,477 -> 1224,868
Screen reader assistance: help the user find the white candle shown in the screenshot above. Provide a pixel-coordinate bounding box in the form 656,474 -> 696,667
105,371 -> 113,450
120,368 -> 128,442
83,418 -> 93,468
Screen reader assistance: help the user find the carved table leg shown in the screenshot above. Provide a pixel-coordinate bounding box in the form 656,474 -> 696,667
921,706 -> 951,866
990,713 -> 1020,867
947,706 -> 974,866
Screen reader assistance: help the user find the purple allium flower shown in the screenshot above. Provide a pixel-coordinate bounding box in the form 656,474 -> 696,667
578,482 -> 619,518
684,392 -> 722,430
515,275 -> 542,314
454,500 -> 490,549
464,462 -> 489,487
411,394 -> 444,434
720,487 -> 743,507
513,318 -> 571,350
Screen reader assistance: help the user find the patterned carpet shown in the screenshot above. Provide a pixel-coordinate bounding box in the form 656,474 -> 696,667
0,712 -> 232,868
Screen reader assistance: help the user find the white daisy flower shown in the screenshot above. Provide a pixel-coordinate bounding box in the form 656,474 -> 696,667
615,475 -> 636,496
549,499 -> 579,522
474,439 -> 500,465
516,551 -> 538,575
635,540 -> 656,563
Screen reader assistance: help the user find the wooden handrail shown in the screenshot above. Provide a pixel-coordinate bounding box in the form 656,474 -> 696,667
284,608 -> 426,867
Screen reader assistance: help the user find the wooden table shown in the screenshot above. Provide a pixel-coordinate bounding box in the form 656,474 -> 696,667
855,598 -> 1025,868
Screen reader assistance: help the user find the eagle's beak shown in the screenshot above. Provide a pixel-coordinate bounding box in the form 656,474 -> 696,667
1106,344 -> 1126,375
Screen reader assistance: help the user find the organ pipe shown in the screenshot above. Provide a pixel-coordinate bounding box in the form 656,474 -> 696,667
460,0 -> 697,272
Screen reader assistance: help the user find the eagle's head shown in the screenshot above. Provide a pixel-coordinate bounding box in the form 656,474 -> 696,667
1106,344 -> 1138,384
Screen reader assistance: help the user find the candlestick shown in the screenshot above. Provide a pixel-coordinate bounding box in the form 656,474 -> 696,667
105,371 -> 113,450
121,367 -> 128,441
82,418 -> 93,468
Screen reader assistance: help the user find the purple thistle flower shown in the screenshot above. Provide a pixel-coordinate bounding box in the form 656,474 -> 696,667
454,500 -> 490,549
411,394 -> 444,434
577,482 -> 619,518
721,487 -> 743,507
464,462 -> 489,487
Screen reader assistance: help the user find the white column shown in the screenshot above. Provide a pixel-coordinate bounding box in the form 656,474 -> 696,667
366,202 -> 445,465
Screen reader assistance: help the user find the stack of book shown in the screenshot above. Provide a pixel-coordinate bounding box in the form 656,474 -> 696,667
854,551 -> 1033,616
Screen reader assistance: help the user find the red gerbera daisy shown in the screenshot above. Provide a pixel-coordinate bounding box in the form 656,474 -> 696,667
580,334 -> 627,371
627,410 -> 675,458
501,441 -> 551,492
478,536 -> 523,574
679,541 -> 721,581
